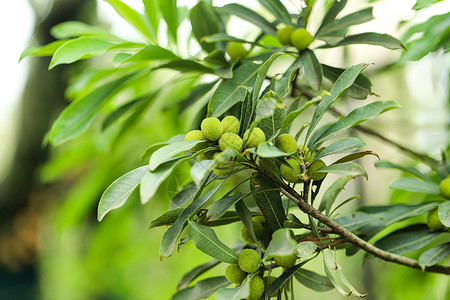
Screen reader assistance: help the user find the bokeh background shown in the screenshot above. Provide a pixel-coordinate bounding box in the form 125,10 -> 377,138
0,0 -> 449,299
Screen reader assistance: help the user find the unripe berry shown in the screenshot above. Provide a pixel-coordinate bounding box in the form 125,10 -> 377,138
439,176 -> 450,199
244,128 -> 266,149
298,144 -> 311,161
291,28 -> 313,50
276,134 -> 298,153
222,115 -> 240,134
280,158 -> 302,183
219,133 -> 243,152
226,42 -> 247,60
253,216 -> 266,224
225,264 -> 248,285
201,117 -> 223,141
274,252 -> 297,268
238,249 -> 261,273
277,26 -> 295,45
307,159 -> 326,181
213,166 -> 234,176
240,220 -> 264,244
427,208 -> 445,230
248,276 -> 265,300
184,130 -> 207,152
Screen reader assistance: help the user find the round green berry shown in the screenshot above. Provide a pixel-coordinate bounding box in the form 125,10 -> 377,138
238,249 -> 261,273
201,117 -> 223,141
184,130 -> 207,152
277,26 -> 295,45
225,264 -> 248,285
240,220 -> 264,244
298,144 -> 311,161
307,159 -> 326,181
219,133 -> 243,152
253,216 -> 265,224
280,158 -> 302,183
274,252 -> 297,268
244,128 -> 266,149
291,28 -> 313,50
226,42 -> 247,60
248,276 -> 265,300
213,166 -> 234,177
427,207 -> 445,230
222,116 -> 240,134
276,134 -> 298,153
439,176 -> 450,199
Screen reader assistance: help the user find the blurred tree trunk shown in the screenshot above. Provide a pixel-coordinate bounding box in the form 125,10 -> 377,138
0,0 -> 95,298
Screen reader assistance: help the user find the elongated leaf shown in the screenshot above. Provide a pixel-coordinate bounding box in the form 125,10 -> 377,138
314,138 -> 366,160
122,45 -> 178,63
177,260 -> 221,290
158,0 -> 177,42
190,1 -> 221,52
97,166 -> 148,221
312,101 -> 400,145
280,96 -> 320,133
19,40 -> 69,62
234,200 -> 262,247
317,0 -> 348,33
149,140 -> 206,171
322,64 -> 373,99
258,103 -> 285,139
140,134 -> 185,161
250,175 -> 285,230
322,32 -> 406,50
252,53 -> 282,108
49,72 -> 136,145
216,275 -> 250,300
50,21 -> 121,40
301,50 -> 323,91
172,276 -> 230,300
49,37 -> 115,69
317,7 -> 373,37
189,221 -> 238,263
207,194 -> 246,221
159,179 -> 226,258
438,201 -> 450,227
220,4 -> 277,35
323,252 -> 351,297
258,0 -> 292,25
141,156 -> 191,204
268,258 -> 315,296
257,142 -> 294,158
294,269 -> 333,292
208,52 -> 272,117
296,242 -> 318,258
306,63 -> 368,142
375,161 -> 434,182
143,0 -> 159,42
157,59 -> 216,74
333,151 -> 379,165
191,160 -> 215,187
273,58 -> 302,99
318,176 -> 353,215
148,208 -> 184,228
390,178 -> 440,195
264,228 -> 297,260
170,182 -> 199,210
319,162 -> 367,179
418,242 -> 450,268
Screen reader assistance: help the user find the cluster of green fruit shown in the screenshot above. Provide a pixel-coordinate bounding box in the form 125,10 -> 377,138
184,116 -> 266,176
426,176 -> 450,230
276,133 -> 326,183
276,26 -> 313,50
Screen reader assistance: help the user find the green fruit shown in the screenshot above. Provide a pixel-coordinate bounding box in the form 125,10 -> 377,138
277,26 -> 295,45
240,220 -> 264,244
307,159 -> 326,181
196,150 -> 217,161
248,276 -> 265,300
427,207 -> 445,230
226,42 -> 247,60
298,144 -> 311,161
238,249 -> 261,273
222,116 -> 240,134
274,252 -> 297,268
184,130 -> 207,152
219,133 -> 243,152
213,166 -> 234,176
244,128 -> 266,149
253,216 -> 265,224
225,264 -> 248,285
291,28 -> 313,50
276,134 -> 298,153
201,117 -> 223,141
439,177 -> 450,199
280,158 -> 302,183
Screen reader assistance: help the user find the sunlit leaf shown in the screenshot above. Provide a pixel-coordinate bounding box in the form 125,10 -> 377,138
314,137 -> 366,160
190,1 -> 221,52
390,178 -> 440,195
264,228 -> 297,260
149,140 -> 206,171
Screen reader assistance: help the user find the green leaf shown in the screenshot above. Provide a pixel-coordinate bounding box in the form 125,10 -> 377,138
317,7 -> 373,37
306,63 -> 368,142
390,178 -> 440,195
280,96 -> 320,133
301,50 -> 323,91
412,0 -> 444,10
207,194 -> 246,221
177,260 -> 221,290
190,1 -> 221,52
220,4 -> 277,35
216,275 -> 250,300
259,103 -> 285,139
159,179 -> 226,259
170,182 -> 199,210
375,161 -> 434,182
235,200 -> 262,247
257,142 -> 294,158
148,208 -> 184,228
319,162 -> 367,179
322,64 -> 373,99
156,59 -> 216,74
49,37 -> 115,69
296,241 -> 318,258
418,242 -> 450,268
294,269 -> 333,292
140,134 -> 185,161
50,21 -> 121,40
318,176 -> 353,215
321,32 -> 406,50
149,140 -> 205,171
322,252 -> 351,297
172,276 -> 230,300
19,40 -> 69,62
104,0 -> 153,41
191,160 -> 215,187
264,228 -> 297,260
206,211 -> 259,227
49,72 -> 136,145
97,166 -> 148,221
208,52 -> 272,117
272,58 -> 302,99
158,0 -> 178,42
314,137 -> 366,160
268,257 -> 315,296
252,53 -> 282,106
188,221 -> 238,264
438,201 -> 450,227
257,0 -> 292,25
333,151 -> 379,165
122,45 -> 179,63
143,0 -> 160,42
250,175 -> 285,231
316,0 -> 347,34
311,101 -> 400,146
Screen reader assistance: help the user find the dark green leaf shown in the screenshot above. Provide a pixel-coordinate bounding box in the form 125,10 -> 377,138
390,178 -> 440,195
301,50 -> 323,91
322,64 -> 373,99
206,211 -> 260,227
177,260 -> 221,290
172,276 -> 230,300
317,7 -> 373,37
294,269 -> 333,292
190,1 -> 221,52
314,137 -> 366,160
220,4 -> 277,35
234,199 -> 261,246
418,242 -> 450,268
268,257 -> 315,296
158,0 -> 178,42
97,166 -> 148,221
257,0 -> 292,25
321,32 -> 406,50
316,0 -> 347,34
157,59 -> 216,74
149,208 -> 185,228
272,58 -> 302,99
207,193 -> 246,221
280,97 -> 320,133
170,182 -> 199,210
318,176 -> 353,215
149,140 -> 206,171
